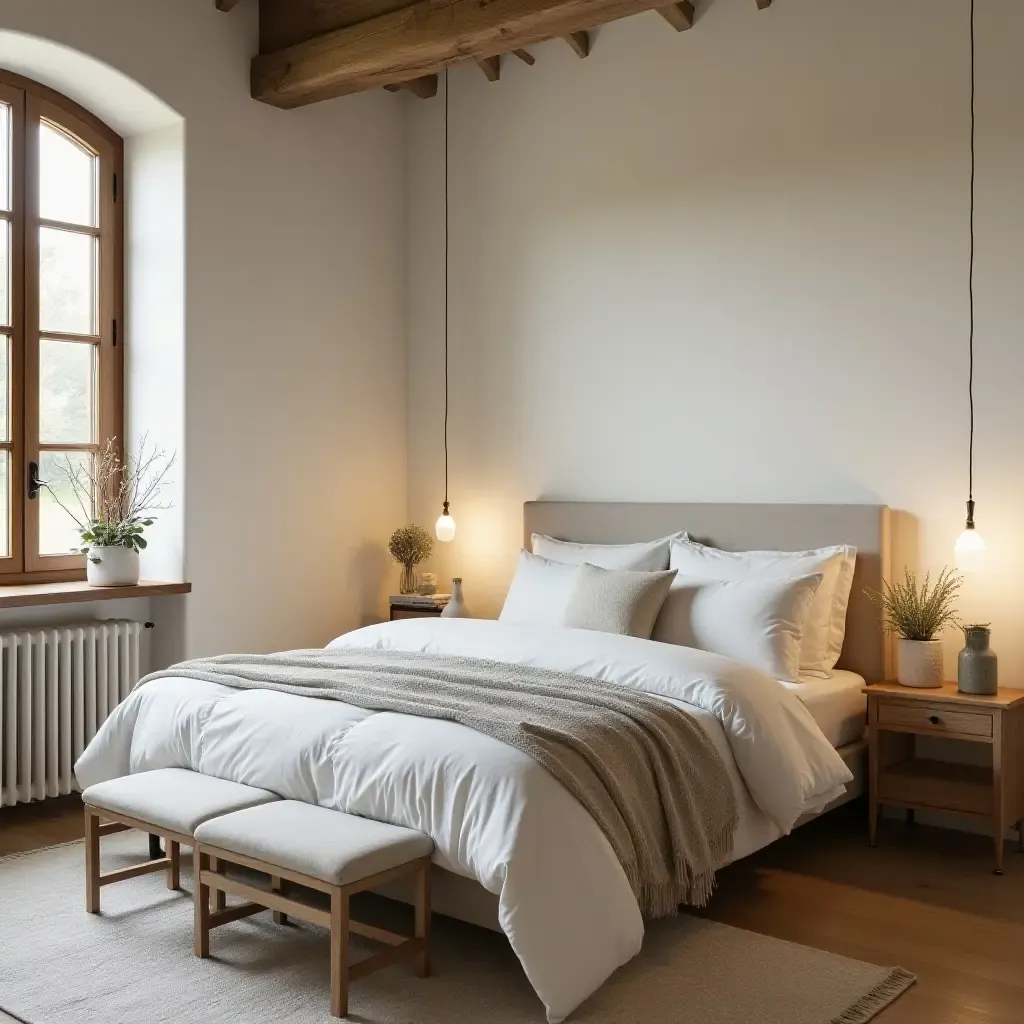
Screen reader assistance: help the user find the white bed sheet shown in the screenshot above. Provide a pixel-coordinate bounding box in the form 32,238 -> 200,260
783,670 -> 867,748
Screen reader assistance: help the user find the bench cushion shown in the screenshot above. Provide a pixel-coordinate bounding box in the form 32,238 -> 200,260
193,801 -> 434,886
82,769 -> 279,836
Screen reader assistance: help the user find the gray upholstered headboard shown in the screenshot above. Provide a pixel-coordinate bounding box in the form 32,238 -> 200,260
523,502 -> 891,681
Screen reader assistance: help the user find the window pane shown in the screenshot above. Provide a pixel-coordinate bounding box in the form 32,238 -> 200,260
40,227 -> 97,335
0,334 -> 8,442
40,339 -> 94,444
0,450 -> 8,558
0,103 -> 9,212
39,450 -> 92,556
0,220 -> 8,327
40,120 -> 97,228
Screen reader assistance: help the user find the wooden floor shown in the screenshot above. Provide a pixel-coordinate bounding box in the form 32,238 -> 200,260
2,797 -> 1022,1023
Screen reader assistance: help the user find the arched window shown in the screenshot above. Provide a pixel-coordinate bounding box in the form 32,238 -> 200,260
0,71 -> 122,581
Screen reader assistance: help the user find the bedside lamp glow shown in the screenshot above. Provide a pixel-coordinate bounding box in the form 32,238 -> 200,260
436,501 -> 456,543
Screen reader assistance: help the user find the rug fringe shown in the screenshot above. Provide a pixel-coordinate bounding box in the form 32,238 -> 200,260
828,966 -> 916,1024
0,838 -> 86,864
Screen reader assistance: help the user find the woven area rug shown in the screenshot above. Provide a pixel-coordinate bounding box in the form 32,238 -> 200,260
0,835 -> 914,1024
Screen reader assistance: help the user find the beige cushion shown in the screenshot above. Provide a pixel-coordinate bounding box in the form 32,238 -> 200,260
560,563 -> 677,639
82,768 -> 280,836
194,801 -> 434,886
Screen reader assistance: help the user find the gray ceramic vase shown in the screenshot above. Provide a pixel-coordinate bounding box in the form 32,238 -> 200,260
957,626 -> 998,695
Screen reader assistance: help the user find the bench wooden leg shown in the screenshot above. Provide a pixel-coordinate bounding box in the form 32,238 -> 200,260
85,806 -> 101,914
271,875 -> 288,925
414,861 -> 431,978
167,840 -> 181,891
209,856 -> 226,911
194,849 -> 211,959
330,889 -> 349,1019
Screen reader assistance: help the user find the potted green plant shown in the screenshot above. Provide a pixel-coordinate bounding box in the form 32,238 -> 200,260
867,567 -> 962,688
388,525 -> 435,595
46,436 -> 176,587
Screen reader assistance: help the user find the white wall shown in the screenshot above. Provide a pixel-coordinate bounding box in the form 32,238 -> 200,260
125,121 -> 186,588
0,0 -> 408,657
407,0 -> 1024,680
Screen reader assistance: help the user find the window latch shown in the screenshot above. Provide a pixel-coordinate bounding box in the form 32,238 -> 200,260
28,461 -> 44,500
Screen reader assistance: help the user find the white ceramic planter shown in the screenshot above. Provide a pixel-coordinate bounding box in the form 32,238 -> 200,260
896,638 -> 944,688
86,546 -> 140,587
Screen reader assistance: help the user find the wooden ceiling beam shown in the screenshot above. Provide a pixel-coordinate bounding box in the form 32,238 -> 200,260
657,1 -> 694,31
756,0 -> 772,8
477,55 -> 501,81
513,49 -> 536,65
383,74 -> 438,97
563,31 -> 590,58
216,0 -> 243,10
251,0 -> 701,107
259,0 -> 418,52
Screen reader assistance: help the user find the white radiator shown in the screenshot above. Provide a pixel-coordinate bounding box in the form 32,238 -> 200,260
0,620 -> 142,808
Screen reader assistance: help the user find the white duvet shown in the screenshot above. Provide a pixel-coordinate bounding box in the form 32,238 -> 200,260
75,618 -> 852,1022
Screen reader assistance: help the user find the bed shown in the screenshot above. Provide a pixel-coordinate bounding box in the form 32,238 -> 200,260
75,501 -> 890,1023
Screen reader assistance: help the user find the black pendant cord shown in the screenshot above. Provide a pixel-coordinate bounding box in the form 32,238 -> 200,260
967,0 -> 975,512
440,70 -> 448,509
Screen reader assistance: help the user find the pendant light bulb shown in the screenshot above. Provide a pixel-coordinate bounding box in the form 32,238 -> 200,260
436,501 -> 456,543
955,527 -> 985,571
955,501 -> 985,570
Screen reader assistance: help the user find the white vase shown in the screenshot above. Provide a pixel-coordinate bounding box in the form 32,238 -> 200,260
440,578 -> 470,618
86,546 -> 140,587
896,638 -> 944,688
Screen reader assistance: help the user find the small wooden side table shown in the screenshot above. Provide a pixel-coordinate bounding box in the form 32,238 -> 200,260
864,681 -> 1024,874
389,598 -> 449,621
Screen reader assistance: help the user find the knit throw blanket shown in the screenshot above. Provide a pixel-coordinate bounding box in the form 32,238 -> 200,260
141,648 -> 739,915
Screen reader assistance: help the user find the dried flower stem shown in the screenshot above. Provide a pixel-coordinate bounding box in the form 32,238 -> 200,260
45,434 -> 176,555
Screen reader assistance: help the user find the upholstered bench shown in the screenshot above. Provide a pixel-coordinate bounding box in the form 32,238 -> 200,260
193,801 -> 434,1018
81,768 -> 280,914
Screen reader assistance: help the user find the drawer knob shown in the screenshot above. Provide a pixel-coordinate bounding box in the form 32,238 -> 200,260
929,715 -> 940,725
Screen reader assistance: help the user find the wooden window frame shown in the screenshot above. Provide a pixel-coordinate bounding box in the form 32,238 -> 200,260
0,71 -> 123,584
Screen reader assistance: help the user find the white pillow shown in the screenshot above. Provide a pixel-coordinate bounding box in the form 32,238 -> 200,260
531,533 -> 682,571
652,573 -> 824,682
668,539 -> 857,677
499,550 -> 580,626
561,564 -> 677,639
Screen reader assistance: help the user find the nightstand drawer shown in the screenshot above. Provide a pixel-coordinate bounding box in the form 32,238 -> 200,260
877,702 -> 993,738
390,607 -> 443,621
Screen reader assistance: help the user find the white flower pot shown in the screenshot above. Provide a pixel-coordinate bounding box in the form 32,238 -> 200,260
86,546 -> 140,588
896,638 -> 944,688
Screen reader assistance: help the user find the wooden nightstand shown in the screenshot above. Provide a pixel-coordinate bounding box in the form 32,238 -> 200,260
864,681 -> 1024,874
389,597 -> 449,621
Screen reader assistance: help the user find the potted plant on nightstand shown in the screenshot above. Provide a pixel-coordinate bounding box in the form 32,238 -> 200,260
46,436 -> 176,587
867,567 -> 962,688
388,525 -> 435,595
